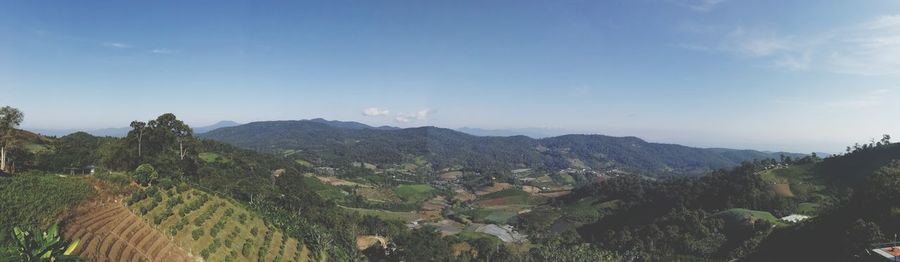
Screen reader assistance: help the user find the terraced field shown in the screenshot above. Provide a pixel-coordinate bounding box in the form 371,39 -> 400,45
130,187 -> 309,262
63,201 -> 196,262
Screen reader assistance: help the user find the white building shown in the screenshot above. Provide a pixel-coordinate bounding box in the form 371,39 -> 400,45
780,214 -> 810,223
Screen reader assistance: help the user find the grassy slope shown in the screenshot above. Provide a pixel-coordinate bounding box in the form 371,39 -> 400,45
393,184 -> 435,203
0,174 -> 96,257
713,208 -> 783,226
759,164 -> 830,214
198,152 -> 232,164
560,197 -> 622,223
15,129 -> 53,154
759,164 -> 817,184
341,206 -> 418,222
459,189 -> 551,224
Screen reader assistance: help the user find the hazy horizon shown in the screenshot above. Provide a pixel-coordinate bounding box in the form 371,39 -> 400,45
4,0 -> 900,153
19,116 -> 842,154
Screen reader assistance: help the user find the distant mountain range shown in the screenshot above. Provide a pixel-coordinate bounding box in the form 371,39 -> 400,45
199,119 -> 807,176
455,127 -> 571,138
307,118 -> 399,131
26,120 -> 241,137
193,121 -> 242,134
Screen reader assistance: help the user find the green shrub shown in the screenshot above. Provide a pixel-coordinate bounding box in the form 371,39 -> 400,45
210,220 -> 226,237
192,228 -> 204,240
242,239 -> 254,257
157,178 -> 174,189
207,239 -> 222,255
172,216 -> 189,236
166,195 -> 183,209
154,207 -> 173,225
258,230 -> 273,261
176,182 -> 190,193
193,202 -> 223,226
134,164 -> 159,186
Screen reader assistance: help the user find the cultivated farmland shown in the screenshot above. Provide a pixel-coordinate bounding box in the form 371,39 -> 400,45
129,187 -> 309,262
63,201 -> 195,261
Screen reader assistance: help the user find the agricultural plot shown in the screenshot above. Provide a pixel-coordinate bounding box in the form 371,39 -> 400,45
758,164 -> 831,214
0,174 -> 95,236
294,159 -> 314,167
300,176 -> 349,202
341,206 -> 419,222
475,183 -> 514,196
356,235 -> 388,251
463,209 -> 519,224
198,152 -> 232,164
63,201 -> 195,261
713,208 -> 784,227
439,171 -> 463,181
314,176 -> 372,188
129,187 -> 309,262
476,189 -> 542,207
770,184 -> 794,197
458,189 -> 550,224
759,164 -> 817,184
393,184 -> 435,203
560,198 -> 621,223
453,190 -> 477,202
355,187 -> 401,203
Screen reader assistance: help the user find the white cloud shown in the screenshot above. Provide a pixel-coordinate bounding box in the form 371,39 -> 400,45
773,51 -> 812,71
725,28 -> 792,57
150,48 -> 175,54
394,116 -> 412,123
825,89 -> 892,109
394,109 -> 432,123
670,0 -> 729,12
102,42 -> 131,48
681,14 -> 900,75
863,14 -> 900,30
362,107 -> 390,117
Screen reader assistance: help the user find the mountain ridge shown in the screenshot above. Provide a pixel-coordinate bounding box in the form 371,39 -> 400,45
200,119 -> 807,176
25,120 -> 241,137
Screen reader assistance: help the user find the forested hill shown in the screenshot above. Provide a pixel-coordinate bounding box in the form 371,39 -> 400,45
199,119 -> 804,176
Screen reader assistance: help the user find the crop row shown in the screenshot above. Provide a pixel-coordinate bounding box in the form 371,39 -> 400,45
179,193 -> 209,216
193,202 -> 224,226
258,229 -> 273,262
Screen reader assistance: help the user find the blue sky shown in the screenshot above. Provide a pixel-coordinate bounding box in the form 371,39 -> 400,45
2,0 -> 900,153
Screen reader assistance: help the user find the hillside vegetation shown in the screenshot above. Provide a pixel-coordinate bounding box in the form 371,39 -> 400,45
129,186 -> 309,261
3,109 -> 898,261
0,173 -> 95,257
199,120 -> 805,176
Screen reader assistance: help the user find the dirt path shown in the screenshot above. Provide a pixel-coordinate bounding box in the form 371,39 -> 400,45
63,177 -> 197,262
64,200 -> 198,262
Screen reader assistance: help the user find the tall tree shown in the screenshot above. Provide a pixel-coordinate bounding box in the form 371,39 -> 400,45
0,106 -> 24,172
174,124 -> 192,160
130,121 -> 147,157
